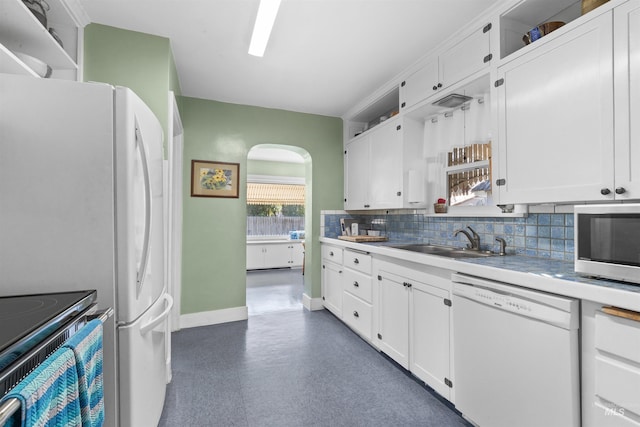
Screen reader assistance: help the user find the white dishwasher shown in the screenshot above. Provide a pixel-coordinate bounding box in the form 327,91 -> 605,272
451,273 -> 580,427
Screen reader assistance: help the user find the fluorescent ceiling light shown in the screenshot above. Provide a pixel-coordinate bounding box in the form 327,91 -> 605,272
248,0 -> 282,57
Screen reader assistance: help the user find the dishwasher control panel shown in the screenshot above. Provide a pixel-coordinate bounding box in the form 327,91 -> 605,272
474,288 -> 533,313
452,274 -> 579,330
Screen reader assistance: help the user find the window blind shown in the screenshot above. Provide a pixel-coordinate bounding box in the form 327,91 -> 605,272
246,183 -> 305,205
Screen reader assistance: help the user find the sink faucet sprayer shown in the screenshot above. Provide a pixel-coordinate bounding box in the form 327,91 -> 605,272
454,226 -> 480,250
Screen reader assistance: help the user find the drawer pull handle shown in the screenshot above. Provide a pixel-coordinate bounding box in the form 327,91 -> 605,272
329,251 -> 334,256
353,311 -> 359,318
353,281 -> 359,288
353,258 -> 359,264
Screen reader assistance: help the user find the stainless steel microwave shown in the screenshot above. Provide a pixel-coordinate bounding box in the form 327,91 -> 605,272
575,204 -> 640,285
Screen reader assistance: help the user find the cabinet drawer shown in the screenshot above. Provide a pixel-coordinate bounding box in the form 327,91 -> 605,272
342,292 -> 372,340
322,246 -> 343,264
343,268 -> 372,303
343,250 -> 371,274
595,356 -> 640,416
596,311 -> 640,364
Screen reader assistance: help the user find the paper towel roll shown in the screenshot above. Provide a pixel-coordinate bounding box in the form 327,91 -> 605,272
407,169 -> 425,203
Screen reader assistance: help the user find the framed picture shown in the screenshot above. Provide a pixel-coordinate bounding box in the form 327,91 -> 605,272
191,160 -> 240,198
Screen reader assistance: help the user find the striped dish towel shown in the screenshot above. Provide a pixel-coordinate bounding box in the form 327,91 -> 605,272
62,320 -> 104,427
0,347 -> 82,427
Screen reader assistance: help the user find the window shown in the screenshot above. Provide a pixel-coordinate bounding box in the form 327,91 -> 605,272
246,182 -> 305,237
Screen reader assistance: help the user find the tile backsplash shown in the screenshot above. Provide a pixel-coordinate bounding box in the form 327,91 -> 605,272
321,211 -> 574,261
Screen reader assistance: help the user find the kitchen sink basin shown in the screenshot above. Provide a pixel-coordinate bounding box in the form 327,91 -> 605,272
388,243 -> 495,259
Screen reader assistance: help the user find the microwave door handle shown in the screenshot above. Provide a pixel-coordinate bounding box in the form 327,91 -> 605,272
135,124 -> 152,295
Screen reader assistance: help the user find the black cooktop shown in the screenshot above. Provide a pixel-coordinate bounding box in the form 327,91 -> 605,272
0,290 -> 96,372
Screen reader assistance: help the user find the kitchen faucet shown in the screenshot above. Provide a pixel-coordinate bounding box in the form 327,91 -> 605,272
454,226 -> 481,250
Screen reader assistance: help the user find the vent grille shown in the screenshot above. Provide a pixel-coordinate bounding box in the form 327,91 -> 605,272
432,93 -> 473,108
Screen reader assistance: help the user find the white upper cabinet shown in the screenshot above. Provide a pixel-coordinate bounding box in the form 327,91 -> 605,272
344,116 -> 426,210
400,58 -> 440,112
613,0 -> 640,200
344,133 -> 370,210
368,118 -> 403,208
439,23 -> 493,91
400,22 -> 492,112
0,0 -> 81,80
494,11 -> 614,205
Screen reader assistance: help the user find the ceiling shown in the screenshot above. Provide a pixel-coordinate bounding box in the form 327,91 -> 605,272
79,0 -> 503,118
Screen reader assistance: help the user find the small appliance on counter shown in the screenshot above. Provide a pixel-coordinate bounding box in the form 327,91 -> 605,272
575,204 -> 640,285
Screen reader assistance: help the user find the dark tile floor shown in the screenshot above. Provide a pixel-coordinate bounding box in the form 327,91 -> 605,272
159,269 -> 471,427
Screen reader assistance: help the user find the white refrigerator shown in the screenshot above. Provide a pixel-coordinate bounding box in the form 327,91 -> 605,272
0,74 -> 173,427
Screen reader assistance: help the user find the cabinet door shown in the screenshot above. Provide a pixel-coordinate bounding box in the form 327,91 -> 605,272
246,244 -> 264,270
614,0 -> 640,199
377,273 -> 410,369
410,282 -> 451,400
290,242 -> 304,267
344,135 -> 370,209
400,58 -> 440,111
322,262 -> 343,317
440,23 -> 491,89
369,118 -> 403,209
264,243 -> 290,268
495,13 -> 614,204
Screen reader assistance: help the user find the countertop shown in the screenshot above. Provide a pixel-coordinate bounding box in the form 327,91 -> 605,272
319,237 -> 640,312
247,238 -> 304,244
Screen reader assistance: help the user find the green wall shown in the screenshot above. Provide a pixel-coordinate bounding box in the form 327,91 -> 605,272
180,97 -> 343,315
83,23 -> 344,317
83,23 -> 181,146
247,159 -> 305,177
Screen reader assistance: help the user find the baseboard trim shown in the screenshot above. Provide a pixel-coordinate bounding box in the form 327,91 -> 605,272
179,306 -> 248,329
302,293 -> 324,311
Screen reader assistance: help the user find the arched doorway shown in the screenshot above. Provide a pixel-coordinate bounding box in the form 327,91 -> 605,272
245,144 -> 311,316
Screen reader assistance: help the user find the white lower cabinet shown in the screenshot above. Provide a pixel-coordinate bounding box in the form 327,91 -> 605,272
342,291 -> 372,340
410,281 -> 452,400
322,253 -> 343,318
375,259 -> 454,401
246,241 -> 304,270
582,300 -> 640,426
377,270 -> 410,368
342,250 -> 373,341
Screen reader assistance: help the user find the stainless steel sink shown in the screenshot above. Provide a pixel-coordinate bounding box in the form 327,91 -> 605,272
388,243 -> 495,259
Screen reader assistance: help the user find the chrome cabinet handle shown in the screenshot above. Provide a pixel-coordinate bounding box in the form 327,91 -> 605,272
601,188 -> 611,195
353,258 -> 359,264
353,311 -> 359,318
616,187 -> 626,194
353,281 -> 359,288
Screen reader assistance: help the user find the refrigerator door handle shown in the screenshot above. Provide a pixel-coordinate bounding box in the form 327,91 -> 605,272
135,123 -> 152,294
140,294 -> 174,335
